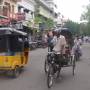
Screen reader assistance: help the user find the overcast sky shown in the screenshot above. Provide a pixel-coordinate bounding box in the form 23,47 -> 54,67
54,0 -> 89,22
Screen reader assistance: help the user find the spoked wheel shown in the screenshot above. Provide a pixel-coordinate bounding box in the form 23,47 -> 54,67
75,52 -> 80,61
56,67 -> 61,78
72,55 -> 76,76
44,56 -> 49,73
47,64 -> 54,88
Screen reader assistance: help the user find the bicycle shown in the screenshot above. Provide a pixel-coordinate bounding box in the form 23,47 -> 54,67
44,51 -> 76,88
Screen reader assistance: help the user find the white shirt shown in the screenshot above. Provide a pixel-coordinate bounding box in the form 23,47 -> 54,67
53,35 -> 66,54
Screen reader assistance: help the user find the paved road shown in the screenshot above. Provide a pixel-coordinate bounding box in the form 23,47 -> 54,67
0,43 -> 90,90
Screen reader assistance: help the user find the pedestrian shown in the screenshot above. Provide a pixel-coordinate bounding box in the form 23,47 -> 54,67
51,31 -> 58,46
42,33 -> 48,47
47,31 -> 54,52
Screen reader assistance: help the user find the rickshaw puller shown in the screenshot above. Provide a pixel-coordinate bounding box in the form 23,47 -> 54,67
53,33 -> 67,65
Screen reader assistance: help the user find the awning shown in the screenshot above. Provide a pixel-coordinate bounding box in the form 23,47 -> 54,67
0,15 -> 8,19
0,15 -> 9,26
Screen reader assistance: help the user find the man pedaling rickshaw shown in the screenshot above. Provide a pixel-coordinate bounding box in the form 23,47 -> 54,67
52,29 -> 73,65
52,32 -> 66,64
45,29 -> 76,88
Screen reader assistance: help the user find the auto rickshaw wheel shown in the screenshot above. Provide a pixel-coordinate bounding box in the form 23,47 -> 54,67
19,66 -> 24,73
11,66 -> 20,78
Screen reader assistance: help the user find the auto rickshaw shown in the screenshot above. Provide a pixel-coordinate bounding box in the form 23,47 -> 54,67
0,27 -> 29,78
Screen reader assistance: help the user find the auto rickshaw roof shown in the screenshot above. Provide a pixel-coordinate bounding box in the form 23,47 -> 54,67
0,27 -> 27,36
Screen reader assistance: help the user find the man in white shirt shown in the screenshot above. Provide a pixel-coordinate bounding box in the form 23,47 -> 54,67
53,34 -> 67,54
71,36 -> 82,56
52,33 -> 67,65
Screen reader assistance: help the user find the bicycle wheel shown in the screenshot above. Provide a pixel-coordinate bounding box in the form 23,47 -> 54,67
44,56 -> 49,73
75,52 -> 80,61
72,55 -> 76,76
56,66 -> 61,78
47,64 -> 54,88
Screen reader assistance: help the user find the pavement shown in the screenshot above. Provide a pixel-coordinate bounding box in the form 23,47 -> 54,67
0,43 -> 90,90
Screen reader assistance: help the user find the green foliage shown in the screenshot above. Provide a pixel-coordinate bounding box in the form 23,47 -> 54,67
34,15 -> 54,29
34,15 -> 42,24
80,2 -> 90,35
45,18 -> 54,29
81,4 -> 90,22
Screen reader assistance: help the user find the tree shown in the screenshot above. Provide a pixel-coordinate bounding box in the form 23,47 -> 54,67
45,18 -> 54,29
80,2 -> 90,35
34,15 -> 54,30
81,4 -> 90,22
34,15 -> 42,24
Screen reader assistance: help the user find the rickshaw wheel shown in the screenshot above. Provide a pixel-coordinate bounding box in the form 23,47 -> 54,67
44,56 -> 49,74
47,64 -> 54,88
12,66 -> 20,78
19,66 -> 24,73
72,55 -> 76,76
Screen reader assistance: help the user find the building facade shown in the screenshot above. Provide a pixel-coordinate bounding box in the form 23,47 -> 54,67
34,0 -> 57,30
17,0 -> 36,28
0,0 -> 58,30
0,0 -> 18,18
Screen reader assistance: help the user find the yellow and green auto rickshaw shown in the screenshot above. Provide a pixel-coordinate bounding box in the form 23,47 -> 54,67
0,27 -> 29,78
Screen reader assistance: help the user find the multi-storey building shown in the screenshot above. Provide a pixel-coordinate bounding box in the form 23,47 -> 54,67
45,0 -> 54,10
17,0 -> 36,28
45,0 -> 58,22
0,0 -> 58,30
34,0 -> 57,30
0,0 -> 18,27
0,0 -> 18,25
35,0 -> 54,19
0,0 -> 36,33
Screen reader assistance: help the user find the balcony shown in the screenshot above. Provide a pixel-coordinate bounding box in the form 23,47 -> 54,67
36,0 -> 52,11
12,0 -> 22,2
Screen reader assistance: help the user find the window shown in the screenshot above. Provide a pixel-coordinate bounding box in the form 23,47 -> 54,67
0,0 -> 3,5
12,5 -> 14,13
3,2 -> 11,17
18,6 -> 22,13
3,6 -> 8,16
5,2 -> 11,12
24,9 -> 29,13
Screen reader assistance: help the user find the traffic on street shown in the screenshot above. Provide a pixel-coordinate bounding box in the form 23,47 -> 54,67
0,43 -> 90,90
0,0 -> 90,90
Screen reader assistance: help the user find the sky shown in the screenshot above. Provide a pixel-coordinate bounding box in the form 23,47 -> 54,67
54,0 -> 89,22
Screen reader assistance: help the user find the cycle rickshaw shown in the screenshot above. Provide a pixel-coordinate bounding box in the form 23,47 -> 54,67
44,28 -> 75,88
